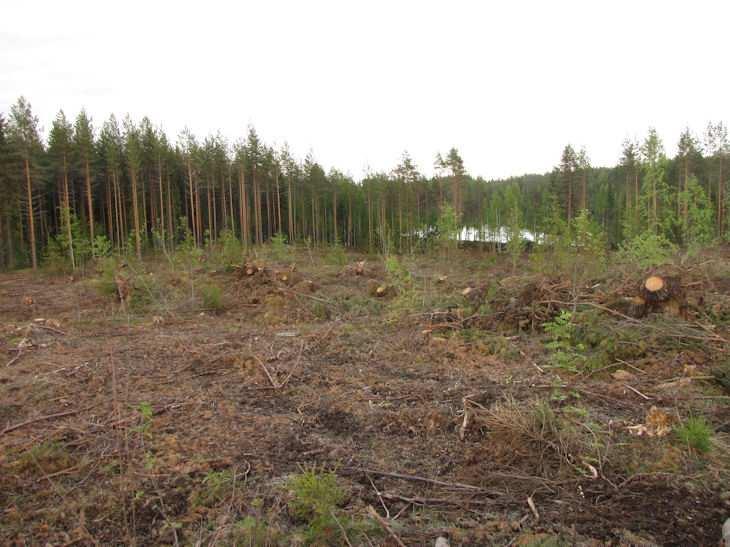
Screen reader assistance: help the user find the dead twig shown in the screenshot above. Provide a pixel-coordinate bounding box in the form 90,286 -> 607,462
33,323 -> 67,336
330,509 -> 354,547
527,495 -> 540,521
4,349 -> 24,367
254,354 -> 279,388
279,340 -> 306,389
366,506 -> 406,547
624,384 -> 652,400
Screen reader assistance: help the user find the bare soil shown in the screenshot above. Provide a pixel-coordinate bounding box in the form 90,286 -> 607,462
1,249 -> 729,546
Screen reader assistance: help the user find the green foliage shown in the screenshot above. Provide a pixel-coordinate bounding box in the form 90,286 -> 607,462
619,231 -> 677,268
287,469 -> 344,545
190,470 -> 234,507
436,204 -> 459,255
200,283 -> 223,312
288,470 -> 344,522
42,210 -> 94,272
674,417 -> 713,454
543,311 -> 586,372
213,229 -> 242,269
232,513 -> 283,546
92,256 -> 121,298
133,401 -> 153,436
286,469 -> 376,546
504,183 -> 524,272
324,239 -> 347,266
269,231 -> 289,262
385,255 -> 417,314
571,210 -> 606,259
679,176 -> 715,248
92,234 -> 113,258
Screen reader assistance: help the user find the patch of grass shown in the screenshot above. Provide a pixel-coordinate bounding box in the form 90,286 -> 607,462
311,301 -> 331,321
481,397 -> 588,475
339,294 -> 383,317
674,417 -> 713,454
232,514 -> 284,546
15,441 -> 73,474
324,241 -> 348,266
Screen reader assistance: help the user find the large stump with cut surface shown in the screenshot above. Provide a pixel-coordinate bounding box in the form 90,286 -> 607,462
642,275 -> 686,317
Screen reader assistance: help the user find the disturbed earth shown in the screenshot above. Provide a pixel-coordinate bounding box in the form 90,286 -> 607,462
1,247 -> 729,546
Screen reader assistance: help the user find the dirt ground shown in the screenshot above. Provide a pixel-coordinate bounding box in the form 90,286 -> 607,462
1,248 -> 729,546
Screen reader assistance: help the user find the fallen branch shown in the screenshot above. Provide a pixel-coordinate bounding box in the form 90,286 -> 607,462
276,286 -> 336,307
1,407 -> 91,437
345,466 -> 494,494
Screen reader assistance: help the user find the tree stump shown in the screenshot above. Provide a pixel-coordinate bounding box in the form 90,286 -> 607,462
641,275 -> 685,317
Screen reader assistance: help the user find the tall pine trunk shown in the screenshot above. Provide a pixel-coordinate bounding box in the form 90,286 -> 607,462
24,158 -> 37,269
85,159 -> 94,244
131,168 -> 142,259
62,152 -> 75,269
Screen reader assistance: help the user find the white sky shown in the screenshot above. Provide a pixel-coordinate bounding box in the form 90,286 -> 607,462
1,0 -> 728,179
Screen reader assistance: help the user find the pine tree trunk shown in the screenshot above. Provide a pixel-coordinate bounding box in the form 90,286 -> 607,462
85,159 -> 94,244
131,168 -> 142,260
158,156 -> 165,251
166,172 -> 174,247
275,168 -> 282,237
333,186 -> 338,244
187,159 -> 196,245
63,152 -> 75,269
287,177 -> 294,242
238,165 -> 249,246
24,158 -> 37,269
718,155 -> 724,236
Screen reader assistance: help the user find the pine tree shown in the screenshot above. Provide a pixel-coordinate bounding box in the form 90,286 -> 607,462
99,116 -> 123,248
704,122 -> 729,237
676,128 -> 701,228
124,117 -> 143,259
48,110 -> 76,268
558,145 -> 577,223
641,128 -> 669,235
620,139 -> 640,233
8,97 -> 42,269
577,147 -> 591,213
73,110 -> 95,243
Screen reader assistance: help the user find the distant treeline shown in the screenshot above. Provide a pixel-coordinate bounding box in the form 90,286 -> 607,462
0,96 -> 727,269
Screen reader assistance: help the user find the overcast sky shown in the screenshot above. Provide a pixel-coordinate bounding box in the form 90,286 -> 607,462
2,0 -> 728,179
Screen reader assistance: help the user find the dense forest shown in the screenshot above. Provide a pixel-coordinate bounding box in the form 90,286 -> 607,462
0,96 -> 727,270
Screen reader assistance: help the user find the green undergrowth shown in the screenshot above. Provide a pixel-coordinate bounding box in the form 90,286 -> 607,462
287,468 -> 377,546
